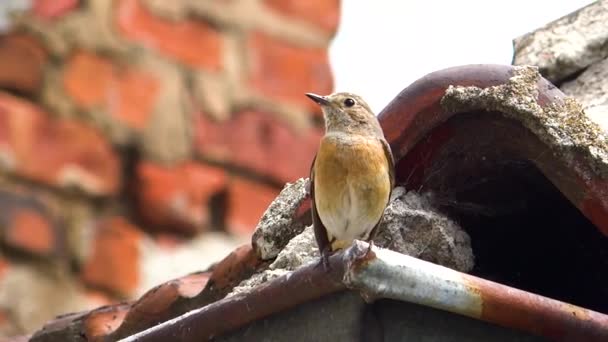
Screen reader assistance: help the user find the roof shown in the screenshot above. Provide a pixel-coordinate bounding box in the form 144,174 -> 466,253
19,63 -> 608,342
121,241 -> 608,341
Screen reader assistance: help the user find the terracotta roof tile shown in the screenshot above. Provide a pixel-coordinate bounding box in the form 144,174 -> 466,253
30,243 -> 266,341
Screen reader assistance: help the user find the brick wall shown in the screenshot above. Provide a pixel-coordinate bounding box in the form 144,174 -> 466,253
0,0 -> 340,337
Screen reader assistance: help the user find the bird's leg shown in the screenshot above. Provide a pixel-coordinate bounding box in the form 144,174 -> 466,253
364,240 -> 375,258
315,246 -> 331,272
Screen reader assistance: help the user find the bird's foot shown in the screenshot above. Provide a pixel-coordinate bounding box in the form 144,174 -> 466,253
314,253 -> 331,272
364,240 -> 375,258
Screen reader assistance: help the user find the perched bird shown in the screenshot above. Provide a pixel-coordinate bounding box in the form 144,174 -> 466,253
306,92 -> 395,269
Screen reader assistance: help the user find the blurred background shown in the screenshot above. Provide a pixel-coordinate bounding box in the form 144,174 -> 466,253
0,0 -> 596,337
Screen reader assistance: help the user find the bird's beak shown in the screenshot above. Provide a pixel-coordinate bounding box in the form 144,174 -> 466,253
305,93 -> 330,106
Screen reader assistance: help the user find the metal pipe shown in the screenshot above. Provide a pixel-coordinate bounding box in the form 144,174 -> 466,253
344,241 -> 608,342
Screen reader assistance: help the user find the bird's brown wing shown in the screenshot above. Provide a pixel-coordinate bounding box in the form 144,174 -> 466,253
381,137 -> 395,191
367,137 -> 396,242
310,154 -> 331,267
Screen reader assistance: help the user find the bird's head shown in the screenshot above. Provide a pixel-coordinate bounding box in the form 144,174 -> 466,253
305,92 -> 382,136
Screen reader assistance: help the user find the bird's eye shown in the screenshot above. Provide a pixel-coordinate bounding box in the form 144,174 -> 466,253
343,98 -> 356,107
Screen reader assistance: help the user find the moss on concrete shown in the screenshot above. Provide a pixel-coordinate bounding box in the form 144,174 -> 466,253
441,65 -> 608,178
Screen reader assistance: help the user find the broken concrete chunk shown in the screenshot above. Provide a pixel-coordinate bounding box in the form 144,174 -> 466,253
269,226 -> 319,271
374,188 -> 474,273
513,0 -> 608,83
561,57 -> 608,109
230,226 -> 318,296
560,57 -> 608,132
584,104 -> 608,133
251,178 -> 310,260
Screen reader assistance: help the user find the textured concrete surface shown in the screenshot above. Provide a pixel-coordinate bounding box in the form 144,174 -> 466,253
513,0 -> 608,83
442,65 -> 608,178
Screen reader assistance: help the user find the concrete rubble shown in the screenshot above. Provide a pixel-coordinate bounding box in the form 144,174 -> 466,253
561,57 -> 608,129
251,178 -> 311,260
513,0 -> 608,132
512,0 -> 608,83
237,184 -> 474,296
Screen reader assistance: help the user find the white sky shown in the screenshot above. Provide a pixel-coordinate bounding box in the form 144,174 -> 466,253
329,0 -> 596,113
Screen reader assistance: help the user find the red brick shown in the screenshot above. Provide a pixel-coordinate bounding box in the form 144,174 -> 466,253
63,51 -> 159,130
247,32 -> 333,111
81,217 -> 142,297
0,309 -> 11,336
0,92 -> 121,195
0,188 -> 62,257
116,0 -> 222,71
195,110 -> 322,183
0,257 -> 8,278
0,309 -> 7,326
85,289 -> 116,309
62,52 -> 113,107
32,0 -> 80,20
0,33 -> 48,94
5,208 -> 56,255
264,0 -> 341,34
226,177 -> 279,235
136,161 -> 227,234
114,70 -> 160,129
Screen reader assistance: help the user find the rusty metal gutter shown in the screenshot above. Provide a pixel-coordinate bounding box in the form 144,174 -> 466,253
120,241 -> 608,342
344,242 -> 608,342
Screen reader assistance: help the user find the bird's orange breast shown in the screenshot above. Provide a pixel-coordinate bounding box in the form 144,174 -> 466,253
314,134 -> 391,249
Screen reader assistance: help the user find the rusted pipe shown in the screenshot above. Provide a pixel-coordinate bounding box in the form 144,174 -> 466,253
344,241 -> 608,342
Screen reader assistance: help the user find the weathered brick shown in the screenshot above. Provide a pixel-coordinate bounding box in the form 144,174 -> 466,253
0,92 -> 121,195
0,189 -> 61,257
0,256 -> 8,278
136,161 -> 227,234
226,177 -> 279,235
0,309 -> 9,336
247,32 -> 333,112
264,0 -> 341,34
62,51 -> 113,107
195,110 -> 322,183
0,33 -> 48,94
0,257 -> 10,334
115,70 -> 160,129
32,0 -> 80,20
63,51 -> 160,130
5,208 -> 56,256
116,0 -> 222,71
81,217 -> 142,297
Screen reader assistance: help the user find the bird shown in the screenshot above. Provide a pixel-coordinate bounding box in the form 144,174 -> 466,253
306,92 -> 395,270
